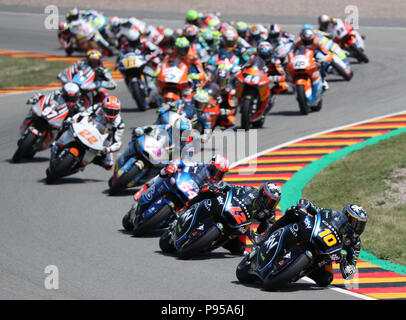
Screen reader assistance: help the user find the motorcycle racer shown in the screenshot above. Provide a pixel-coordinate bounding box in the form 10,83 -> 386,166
58,50 -> 117,103
132,154 -> 230,217
259,199 -> 367,287
180,181 -> 282,255
21,83 -> 84,148
293,27 -> 332,91
51,95 -> 124,171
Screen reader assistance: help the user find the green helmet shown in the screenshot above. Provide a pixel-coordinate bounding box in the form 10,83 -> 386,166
193,89 -> 210,111
186,9 -> 199,23
174,37 -> 190,56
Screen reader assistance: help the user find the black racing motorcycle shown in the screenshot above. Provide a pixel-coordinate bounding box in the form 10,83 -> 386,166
236,208 -> 347,291
159,188 -> 252,259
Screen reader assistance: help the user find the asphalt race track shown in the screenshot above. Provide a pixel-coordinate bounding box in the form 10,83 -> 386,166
0,5 -> 405,300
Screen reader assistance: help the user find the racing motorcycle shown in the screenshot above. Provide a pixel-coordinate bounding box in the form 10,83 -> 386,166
69,19 -> 113,56
236,208 -> 347,291
157,56 -> 190,104
12,96 -> 70,163
108,132 -> 169,195
45,115 -> 108,184
58,64 -> 97,107
122,164 -> 205,236
235,56 -> 272,130
116,51 -> 158,111
159,188 -> 252,259
331,24 -> 369,63
285,48 -> 324,115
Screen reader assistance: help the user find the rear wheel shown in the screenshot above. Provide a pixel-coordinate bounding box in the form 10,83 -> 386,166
177,225 -> 221,260
296,84 -> 310,115
109,165 -> 141,195
130,80 -> 146,111
132,204 -> 173,237
12,131 -> 38,163
263,253 -> 311,291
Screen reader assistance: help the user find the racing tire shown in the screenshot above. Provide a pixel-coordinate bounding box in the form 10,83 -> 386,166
236,255 -> 258,284
263,253 -> 311,291
131,80 -> 147,111
12,132 -> 37,163
45,152 -> 77,184
159,229 -> 176,253
296,84 -> 310,115
122,210 -> 135,232
331,61 -> 353,81
177,225 -> 221,260
311,99 -> 323,112
108,165 -> 141,195
132,204 -> 173,237
351,45 -> 369,63
240,97 -> 253,131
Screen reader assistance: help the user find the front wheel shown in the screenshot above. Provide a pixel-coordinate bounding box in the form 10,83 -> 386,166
263,253 -> 311,291
236,255 -> 258,284
350,45 -> 369,63
45,152 -> 77,184
159,229 -> 176,253
109,164 -> 141,195
177,225 -> 222,260
132,204 -> 173,237
130,80 -> 146,111
12,131 -> 38,163
240,97 -> 253,131
296,84 -> 310,115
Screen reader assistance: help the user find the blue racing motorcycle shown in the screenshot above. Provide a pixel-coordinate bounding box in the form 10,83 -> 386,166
122,164 -> 206,236
108,133 -> 169,195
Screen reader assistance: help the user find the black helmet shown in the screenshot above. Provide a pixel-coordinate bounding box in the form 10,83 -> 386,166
342,204 -> 367,235
254,182 -> 281,219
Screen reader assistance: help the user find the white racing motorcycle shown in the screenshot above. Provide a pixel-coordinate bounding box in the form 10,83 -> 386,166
45,116 -> 108,184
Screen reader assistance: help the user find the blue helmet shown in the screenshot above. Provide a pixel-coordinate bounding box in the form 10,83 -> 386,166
257,41 -> 273,61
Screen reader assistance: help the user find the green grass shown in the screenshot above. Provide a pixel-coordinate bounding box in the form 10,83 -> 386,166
302,132 -> 406,266
0,55 -> 71,90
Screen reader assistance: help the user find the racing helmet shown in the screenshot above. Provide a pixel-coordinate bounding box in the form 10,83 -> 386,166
127,29 -> 141,48
59,22 -> 69,32
257,41 -> 274,62
102,95 -> 121,122
61,82 -> 80,104
174,37 -> 190,57
66,8 -> 79,23
109,16 -> 121,34
235,21 -> 248,38
268,23 -> 282,40
209,154 -> 229,181
254,182 -> 281,219
192,89 -> 210,112
183,24 -> 199,43
300,28 -> 315,46
201,29 -> 214,46
186,9 -> 199,25
318,14 -> 332,31
222,28 -> 238,51
86,49 -> 103,68
342,204 -> 368,235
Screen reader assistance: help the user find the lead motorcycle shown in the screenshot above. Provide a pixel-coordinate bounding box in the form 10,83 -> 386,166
159,187 -> 252,259
108,131 -> 169,195
236,208 -> 347,291
12,95 -> 71,163
45,115 -> 108,184
122,164 -> 205,236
